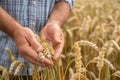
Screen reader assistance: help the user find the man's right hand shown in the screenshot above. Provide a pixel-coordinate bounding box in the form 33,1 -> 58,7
13,27 -> 53,67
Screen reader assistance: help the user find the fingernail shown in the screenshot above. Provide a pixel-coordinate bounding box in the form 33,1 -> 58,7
55,38 -> 61,45
49,61 -> 54,66
36,46 -> 43,52
51,62 -> 54,65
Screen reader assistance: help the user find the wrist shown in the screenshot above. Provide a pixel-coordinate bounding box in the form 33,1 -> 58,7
0,7 -> 24,39
46,20 -> 61,28
12,25 -> 23,40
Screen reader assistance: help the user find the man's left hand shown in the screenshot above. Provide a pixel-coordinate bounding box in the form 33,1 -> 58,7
40,22 -> 64,62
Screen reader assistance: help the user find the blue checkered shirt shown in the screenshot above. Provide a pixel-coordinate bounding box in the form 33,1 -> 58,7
0,0 -> 73,75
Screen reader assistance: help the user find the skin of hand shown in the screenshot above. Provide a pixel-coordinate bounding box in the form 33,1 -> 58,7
13,27 -> 53,67
40,22 -> 64,61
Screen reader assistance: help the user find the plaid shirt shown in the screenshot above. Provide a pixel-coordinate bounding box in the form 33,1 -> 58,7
0,0 -> 73,75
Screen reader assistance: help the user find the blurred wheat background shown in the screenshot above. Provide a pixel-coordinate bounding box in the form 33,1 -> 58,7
62,0 -> 120,80
0,0 -> 120,80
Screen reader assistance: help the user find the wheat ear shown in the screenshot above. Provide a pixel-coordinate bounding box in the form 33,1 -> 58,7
14,63 -> 25,75
104,59 -> 116,70
5,48 -> 16,62
74,42 -> 83,80
97,46 -> 106,71
36,34 -> 54,60
96,44 -> 106,80
77,40 -> 99,51
9,61 -> 22,73
0,66 -> 9,80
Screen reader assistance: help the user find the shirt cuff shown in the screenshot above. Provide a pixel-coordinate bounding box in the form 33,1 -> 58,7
55,0 -> 74,9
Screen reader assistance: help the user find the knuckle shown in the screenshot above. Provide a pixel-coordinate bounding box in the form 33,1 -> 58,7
34,58 -> 39,62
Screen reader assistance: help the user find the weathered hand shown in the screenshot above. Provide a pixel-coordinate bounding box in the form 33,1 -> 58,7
40,22 -> 64,61
13,27 -> 53,67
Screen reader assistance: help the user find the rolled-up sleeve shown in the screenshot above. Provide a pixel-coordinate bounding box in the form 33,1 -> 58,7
55,0 -> 74,9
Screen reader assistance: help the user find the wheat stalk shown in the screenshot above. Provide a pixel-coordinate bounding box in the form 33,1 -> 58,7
97,46 -> 106,80
5,48 -> 26,76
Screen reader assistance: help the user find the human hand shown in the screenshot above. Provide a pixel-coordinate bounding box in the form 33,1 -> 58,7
40,22 -> 64,62
13,27 -> 53,67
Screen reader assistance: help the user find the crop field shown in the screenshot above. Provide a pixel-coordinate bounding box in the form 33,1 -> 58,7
0,0 -> 120,80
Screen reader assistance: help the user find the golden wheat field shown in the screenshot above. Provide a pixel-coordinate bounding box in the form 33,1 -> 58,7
0,0 -> 120,80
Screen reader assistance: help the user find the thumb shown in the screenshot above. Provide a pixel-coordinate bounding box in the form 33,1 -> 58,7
28,34 -> 43,53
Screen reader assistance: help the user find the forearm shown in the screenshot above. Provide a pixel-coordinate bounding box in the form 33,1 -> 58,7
0,7 -> 22,38
46,2 -> 70,27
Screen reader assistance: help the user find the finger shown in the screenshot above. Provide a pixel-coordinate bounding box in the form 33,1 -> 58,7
41,58 -> 53,66
26,56 -> 46,67
52,36 -> 64,61
52,45 -> 63,61
23,28 -> 43,52
19,46 -> 46,67
21,45 -> 53,66
27,34 -> 43,53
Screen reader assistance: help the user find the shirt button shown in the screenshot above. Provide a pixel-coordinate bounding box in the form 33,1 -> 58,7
33,1 -> 36,5
32,22 -> 36,26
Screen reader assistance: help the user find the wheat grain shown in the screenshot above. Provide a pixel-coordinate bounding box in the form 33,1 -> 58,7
69,67 -> 74,79
112,71 -> 120,78
111,40 -> 120,52
97,46 -> 106,71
